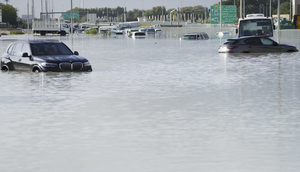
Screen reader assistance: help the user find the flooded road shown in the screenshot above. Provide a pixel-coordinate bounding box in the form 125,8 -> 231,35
1,30 -> 300,172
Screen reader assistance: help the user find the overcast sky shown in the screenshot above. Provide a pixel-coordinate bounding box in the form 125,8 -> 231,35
7,0 -> 219,17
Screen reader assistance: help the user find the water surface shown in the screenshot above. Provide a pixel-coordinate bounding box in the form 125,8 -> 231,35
1,30 -> 300,172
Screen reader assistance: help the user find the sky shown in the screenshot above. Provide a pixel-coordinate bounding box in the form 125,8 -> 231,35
6,0 -> 219,17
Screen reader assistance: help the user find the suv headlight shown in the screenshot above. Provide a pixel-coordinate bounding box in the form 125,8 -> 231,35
83,61 -> 91,67
41,62 -> 58,68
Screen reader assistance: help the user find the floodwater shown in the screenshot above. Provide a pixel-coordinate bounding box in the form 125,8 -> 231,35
1,29 -> 300,172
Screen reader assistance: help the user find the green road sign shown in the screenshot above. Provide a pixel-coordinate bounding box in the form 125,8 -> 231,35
210,5 -> 236,24
61,12 -> 79,19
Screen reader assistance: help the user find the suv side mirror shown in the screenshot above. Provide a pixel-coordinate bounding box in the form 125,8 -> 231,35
22,52 -> 29,57
74,51 -> 79,55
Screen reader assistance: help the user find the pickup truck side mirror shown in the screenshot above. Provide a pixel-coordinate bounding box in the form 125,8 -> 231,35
74,51 -> 79,55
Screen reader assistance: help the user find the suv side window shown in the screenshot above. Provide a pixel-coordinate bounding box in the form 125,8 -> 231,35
22,43 -> 31,55
244,38 -> 262,45
7,44 -> 15,55
202,33 -> 209,39
199,34 -> 204,39
260,38 -> 275,45
12,43 -> 24,56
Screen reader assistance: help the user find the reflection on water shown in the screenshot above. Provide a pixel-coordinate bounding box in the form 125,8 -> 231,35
1,30 -> 300,172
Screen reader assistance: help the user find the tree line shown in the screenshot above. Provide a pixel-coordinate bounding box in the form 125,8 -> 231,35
69,5 -> 209,22
67,0 -> 292,22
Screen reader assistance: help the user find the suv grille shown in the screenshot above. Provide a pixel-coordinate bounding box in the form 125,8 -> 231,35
59,62 -> 83,71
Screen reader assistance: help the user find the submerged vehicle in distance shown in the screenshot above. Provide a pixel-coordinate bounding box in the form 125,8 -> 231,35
1,40 -> 92,72
216,31 -> 232,37
181,32 -> 209,40
146,28 -> 156,34
218,36 -> 298,53
128,32 -> 146,39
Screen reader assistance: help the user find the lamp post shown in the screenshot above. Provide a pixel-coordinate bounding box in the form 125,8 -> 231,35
277,0 -> 280,43
240,0 -> 242,18
243,0 -> 245,17
71,0 -> 73,34
71,0 -> 74,51
266,3 -> 268,16
220,0 -> 222,45
27,0 -> 29,31
269,0 -> 272,17
193,0 -> 194,23
32,0 -> 34,22
162,0 -> 164,22
205,0 -> 206,23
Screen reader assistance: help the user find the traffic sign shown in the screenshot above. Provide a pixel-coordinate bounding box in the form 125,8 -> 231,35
210,5 -> 236,24
61,13 -> 79,19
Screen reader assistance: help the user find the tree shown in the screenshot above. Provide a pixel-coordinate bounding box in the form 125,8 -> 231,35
0,3 -> 18,25
273,1 -> 291,15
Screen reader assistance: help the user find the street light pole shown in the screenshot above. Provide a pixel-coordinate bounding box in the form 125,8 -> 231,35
243,0 -> 245,17
205,0 -> 207,23
240,0 -> 242,18
32,0 -> 34,22
162,0 -> 164,22
71,0 -> 73,50
220,0 -> 222,45
193,0 -> 194,23
71,0 -> 73,34
277,0 -> 280,43
269,0 -> 272,17
27,0 -> 29,31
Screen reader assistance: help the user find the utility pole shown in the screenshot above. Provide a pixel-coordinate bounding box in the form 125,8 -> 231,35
124,7 -> 127,22
32,0 -> 34,21
277,0 -> 280,43
27,0 -> 29,31
45,0 -> 48,21
269,0 -> 272,17
240,0 -> 242,18
41,0 -> 43,19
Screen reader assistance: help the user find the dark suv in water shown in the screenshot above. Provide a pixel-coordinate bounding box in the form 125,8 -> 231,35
0,40 -> 92,72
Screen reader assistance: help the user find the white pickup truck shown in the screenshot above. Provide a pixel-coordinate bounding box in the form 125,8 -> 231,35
32,20 -> 71,36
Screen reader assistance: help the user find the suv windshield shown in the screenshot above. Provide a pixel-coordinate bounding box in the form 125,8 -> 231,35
202,33 -> 209,39
183,35 -> 196,39
31,43 -> 73,56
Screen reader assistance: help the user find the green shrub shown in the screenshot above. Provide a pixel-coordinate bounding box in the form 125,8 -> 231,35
140,23 -> 152,27
85,29 -> 98,35
10,30 -> 25,35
